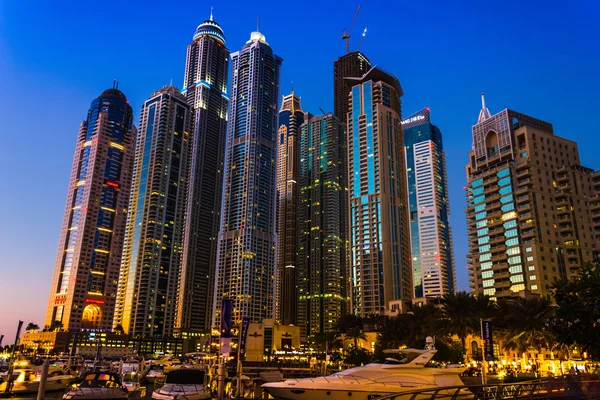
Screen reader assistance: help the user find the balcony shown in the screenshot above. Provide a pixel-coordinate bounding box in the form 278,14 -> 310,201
522,229 -> 535,238
495,271 -> 510,280
556,207 -> 570,215
591,200 -> 600,211
484,185 -> 498,195
489,235 -> 505,245
516,194 -> 530,203
490,244 -> 507,252
515,186 -> 529,194
519,211 -> 532,220
517,203 -> 532,211
491,253 -> 507,262
516,168 -> 531,177
517,178 -> 532,186
495,280 -> 511,289
492,262 -> 509,271
556,173 -> 569,182
558,224 -> 572,232
558,183 -> 571,192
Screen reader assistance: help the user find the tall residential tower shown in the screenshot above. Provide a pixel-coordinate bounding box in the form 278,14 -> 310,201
298,113 -> 349,337
466,95 -> 599,298
114,86 -> 193,337
45,86 -> 136,331
275,92 -> 305,325
213,29 -> 282,324
177,15 -> 230,333
347,67 -> 412,316
403,108 -> 456,298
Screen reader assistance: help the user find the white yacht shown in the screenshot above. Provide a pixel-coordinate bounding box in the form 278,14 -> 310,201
152,369 -> 210,400
262,339 -> 466,400
62,372 -> 129,400
144,364 -> 165,383
0,368 -> 73,394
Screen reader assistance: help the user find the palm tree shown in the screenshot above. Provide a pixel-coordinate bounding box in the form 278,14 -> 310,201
408,303 -> 443,345
114,324 -> 125,335
51,321 -> 64,332
495,296 -> 555,361
25,322 -> 40,333
336,314 -> 363,334
378,315 -> 411,350
440,291 -> 482,357
345,326 -> 367,349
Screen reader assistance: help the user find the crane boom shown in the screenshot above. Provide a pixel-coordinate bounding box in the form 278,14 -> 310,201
357,26 -> 368,51
341,5 -> 362,54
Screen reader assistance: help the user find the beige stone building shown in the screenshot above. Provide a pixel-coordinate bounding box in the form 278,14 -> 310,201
466,95 -> 599,298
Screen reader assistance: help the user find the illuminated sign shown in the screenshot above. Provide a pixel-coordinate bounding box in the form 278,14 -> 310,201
105,180 -> 119,189
401,108 -> 431,128
85,298 -> 105,305
401,115 -> 425,125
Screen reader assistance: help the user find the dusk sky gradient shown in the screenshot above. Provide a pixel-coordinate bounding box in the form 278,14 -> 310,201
1,0 -> 599,341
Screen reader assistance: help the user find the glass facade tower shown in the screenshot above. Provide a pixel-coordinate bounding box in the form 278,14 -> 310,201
45,87 -> 136,331
275,92 -> 305,325
213,30 -> 282,325
177,16 -> 230,333
347,68 -> 412,316
403,108 -> 455,298
298,113 -> 350,337
114,86 -> 193,337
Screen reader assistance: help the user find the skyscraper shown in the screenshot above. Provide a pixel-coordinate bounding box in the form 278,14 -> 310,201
333,51 -> 372,123
466,95 -> 599,298
177,15 -> 230,333
114,86 -> 193,337
45,86 -> 136,331
275,92 -> 305,325
347,67 -> 412,316
213,29 -> 282,324
298,113 -> 349,337
403,108 -> 456,298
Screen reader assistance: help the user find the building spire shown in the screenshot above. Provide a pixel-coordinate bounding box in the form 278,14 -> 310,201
477,92 -> 491,123
257,16 -> 260,32
210,6 -> 213,21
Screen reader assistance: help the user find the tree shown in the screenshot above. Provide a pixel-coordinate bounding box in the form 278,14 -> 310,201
552,262 -> 600,359
51,321 -> 64,331
345,347 -> 372,366
26,322 -> 40,333
495,296 -> 555,360
345,326 -> 367,348
440,291 -> 487,357
378,314 -> 412,350
336,314 -> 363,334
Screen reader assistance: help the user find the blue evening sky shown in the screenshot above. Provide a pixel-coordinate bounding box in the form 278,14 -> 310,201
0,0 -> 599,340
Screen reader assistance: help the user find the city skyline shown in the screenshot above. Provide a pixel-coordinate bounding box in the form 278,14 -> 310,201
1,0 -> 599,339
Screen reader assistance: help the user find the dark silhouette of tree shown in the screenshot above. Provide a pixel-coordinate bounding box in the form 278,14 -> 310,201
552,262 -> 600,359
345,327 -> 367,348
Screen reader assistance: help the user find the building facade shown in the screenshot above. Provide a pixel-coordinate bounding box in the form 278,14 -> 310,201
466,95 -> 599,298
45,86 -> 136,331
114,86 -> 193,337
213,30 -> 282,325
275,92 -> 305,326
298,113 -> 350,337
403,108 -> 456,298
347,67 -> 412,316
333,51 -> 372,124
177,16 -> 230,333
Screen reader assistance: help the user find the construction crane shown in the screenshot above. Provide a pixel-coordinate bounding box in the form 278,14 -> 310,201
341,5 -> 361,54
357,26 -> 368,51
